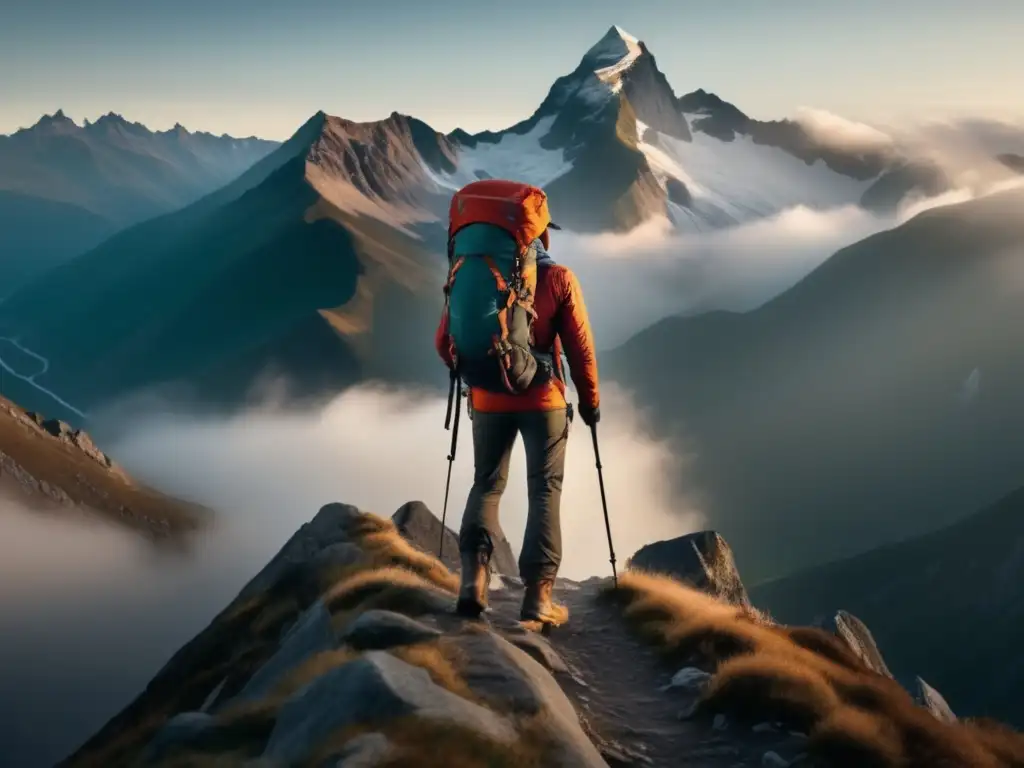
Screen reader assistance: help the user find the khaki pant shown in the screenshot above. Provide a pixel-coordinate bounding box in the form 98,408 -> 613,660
459,407 -> 571,583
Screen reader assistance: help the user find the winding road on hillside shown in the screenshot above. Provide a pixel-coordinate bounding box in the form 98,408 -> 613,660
0,336 -> 87,418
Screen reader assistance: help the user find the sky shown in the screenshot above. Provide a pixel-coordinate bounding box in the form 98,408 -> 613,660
2,0 -> 1023,140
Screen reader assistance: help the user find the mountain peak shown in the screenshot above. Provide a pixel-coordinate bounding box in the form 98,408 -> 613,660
584,24 -> 643,71
34,109 -> 77,130
610,24 -> 639,43
94,111 -> 129,126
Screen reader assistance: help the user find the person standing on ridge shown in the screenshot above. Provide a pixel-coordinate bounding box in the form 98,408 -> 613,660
434,179 -> 600,628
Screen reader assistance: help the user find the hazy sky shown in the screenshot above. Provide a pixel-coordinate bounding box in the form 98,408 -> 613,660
2,0 -> 1022,140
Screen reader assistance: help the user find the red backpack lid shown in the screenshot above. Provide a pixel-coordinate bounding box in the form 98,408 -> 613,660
448,179 -> 561,252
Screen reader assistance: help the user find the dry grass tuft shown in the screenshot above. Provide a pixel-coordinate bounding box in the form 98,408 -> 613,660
354,523 -> 460,593
963,718 -> 1024,766
604,571 -> 758,664
703,653 -> 841,732
267,648 -> 358,701
810,707 -> 906,768
605,570 -> 1024,767
782,626 -> 873,673
323,567 -> 454,617
386,640 -> 474,701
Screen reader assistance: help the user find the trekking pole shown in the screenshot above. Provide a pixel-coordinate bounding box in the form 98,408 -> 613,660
439,371 -> 462,560
590,423 -> 618,587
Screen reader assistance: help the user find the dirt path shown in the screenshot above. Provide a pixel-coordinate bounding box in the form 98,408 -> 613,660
485,576 -> 812,768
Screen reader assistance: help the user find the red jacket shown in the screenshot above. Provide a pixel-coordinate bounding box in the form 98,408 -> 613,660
435,262 -> 599,413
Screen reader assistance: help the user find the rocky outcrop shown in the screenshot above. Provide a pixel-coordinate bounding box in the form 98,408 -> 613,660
63,501 -> 1024,768
262,651 -> 517,764
66,501 -> 608,768
5,401 -> 120,473
627,530 -> 751,607
0,395 -> 207,538
816,609 -> 895,678
916,676 -> 958,723
392,500 -> 518,578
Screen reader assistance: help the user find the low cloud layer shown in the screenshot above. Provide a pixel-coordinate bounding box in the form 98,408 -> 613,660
100,381 -> 701,583
0,496 -> 246,768
793,107 -> 896,155
553,190 -> 980,349
3,380 -> 699,764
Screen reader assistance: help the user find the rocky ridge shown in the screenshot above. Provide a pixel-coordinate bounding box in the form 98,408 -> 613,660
0,395 -> 207,538
57,499 -> 1024,768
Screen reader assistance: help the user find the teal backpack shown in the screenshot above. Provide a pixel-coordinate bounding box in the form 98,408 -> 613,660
445,222 -> 552,394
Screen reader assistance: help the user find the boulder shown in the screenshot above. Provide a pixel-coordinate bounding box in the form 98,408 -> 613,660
231,600 -> 338,706
503,629 -> 569,675
628,531 -> 751,607
339,609 -> 442,651
817,610 -> 894,679
915,676 -> 957,723
451,630 -> 609,768
392,501 -> 460,572
664,666 -> 712,692
392,500 -> 517,577
238,503 -> 366,601
263,652 -> 515,764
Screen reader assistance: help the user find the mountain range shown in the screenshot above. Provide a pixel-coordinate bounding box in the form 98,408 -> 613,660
0,110 -> 278,290
0,25 -> 1022,587
606,185 -> 1024,580
0,26 -> 994,419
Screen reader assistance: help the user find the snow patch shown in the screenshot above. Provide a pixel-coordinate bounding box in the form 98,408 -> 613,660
429,116 -> 573,190
593,32 -> 642,87
641,119 -> 877,224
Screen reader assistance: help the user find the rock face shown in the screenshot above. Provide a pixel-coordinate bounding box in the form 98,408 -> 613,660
452,631 -> 608,768
818,610 -> 895,679
916,676 -> 958,723
0,395 -> 207,538
391,500 -> 518,578
340,609 -> 442,651
628,530 -> 751,607
231,600 -> 338,705
263,652 -> 516,764
72,501 -> 609,768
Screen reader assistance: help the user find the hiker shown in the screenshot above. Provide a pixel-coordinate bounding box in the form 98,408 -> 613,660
434,179 -> 600,628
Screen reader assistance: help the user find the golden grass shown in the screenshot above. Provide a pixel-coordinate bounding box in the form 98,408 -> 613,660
267,648 -> 358,701
605,569 -> 1024,768
324,566 -> 454,619
346,516 -> 460,593
387,639 -> 474,702
70,511 -> 470,768
703,653 -> 841,732
810,707 -> 905,768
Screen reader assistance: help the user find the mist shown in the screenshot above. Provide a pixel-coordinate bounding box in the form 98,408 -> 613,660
99,381 -> 701,583
552,190 -> 981,349
792,107 -> 896,155
3,378 -> 698,766
0,496 -> 247,768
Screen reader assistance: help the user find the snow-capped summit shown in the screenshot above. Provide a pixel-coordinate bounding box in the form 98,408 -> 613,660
421,27 -> 907,234
583,25 -> 642,73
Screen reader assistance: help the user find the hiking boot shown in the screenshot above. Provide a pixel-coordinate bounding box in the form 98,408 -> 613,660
455,549 -> 490,618
520,579 -> 569,627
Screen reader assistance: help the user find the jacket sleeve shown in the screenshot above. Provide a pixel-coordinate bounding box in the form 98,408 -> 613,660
557,267 -> 600,409
435,309 -> 454,369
